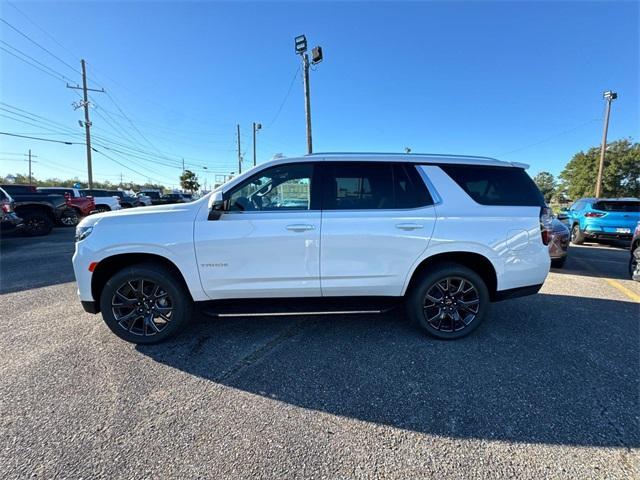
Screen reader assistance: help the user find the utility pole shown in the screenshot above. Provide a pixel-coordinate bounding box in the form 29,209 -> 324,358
67,59 -> 104,189
182,158 -> 185,172
294,35 -> 323,154
28,149 -> 33,185
237,124 -> 242,174
252,122 -> 261,167
595,90 -> 618,198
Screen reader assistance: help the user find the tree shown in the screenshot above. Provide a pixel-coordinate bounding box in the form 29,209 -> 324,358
533,171 -> 556,203
559,139 -> 640,199
179,169 -> 200,193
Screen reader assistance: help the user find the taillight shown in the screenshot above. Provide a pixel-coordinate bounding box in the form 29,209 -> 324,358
585,212 -> 605,218
540,207 -> 552,246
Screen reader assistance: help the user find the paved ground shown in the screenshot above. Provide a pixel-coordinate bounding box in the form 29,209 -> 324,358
1,228 -> 638,479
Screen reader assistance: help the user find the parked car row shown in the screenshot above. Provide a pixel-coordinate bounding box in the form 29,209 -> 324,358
0,184 -> 195,237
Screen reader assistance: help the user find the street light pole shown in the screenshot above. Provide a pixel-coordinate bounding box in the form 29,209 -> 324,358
595,90 -> 617,198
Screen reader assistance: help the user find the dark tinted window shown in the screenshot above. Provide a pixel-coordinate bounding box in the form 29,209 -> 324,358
40,188 -> 72,195
323,162 -> 432,210
440,165 -> 545,207
1,185 -> 36,195
592,200 -> 640,212
393,164 -> 432,208
324,163 -> 393,210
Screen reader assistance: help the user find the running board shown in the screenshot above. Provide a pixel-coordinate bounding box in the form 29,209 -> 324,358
197,296 -> 401,318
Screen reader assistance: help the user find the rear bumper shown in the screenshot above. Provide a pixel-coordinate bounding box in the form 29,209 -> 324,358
584,231 -> 632,241
493,283 -> 543,302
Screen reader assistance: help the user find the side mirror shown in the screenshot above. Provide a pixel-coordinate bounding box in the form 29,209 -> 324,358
208,191 -> 226,221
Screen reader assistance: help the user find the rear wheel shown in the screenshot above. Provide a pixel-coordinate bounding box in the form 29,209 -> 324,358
570,224 -> 584,245
99,263 -> 192,344
20,211 -> 53,236
406,263 -> 489,340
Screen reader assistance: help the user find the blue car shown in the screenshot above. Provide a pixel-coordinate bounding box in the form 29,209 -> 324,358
565,198 -> 640,245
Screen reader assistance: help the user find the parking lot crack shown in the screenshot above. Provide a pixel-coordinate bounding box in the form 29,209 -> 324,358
216,319 -> 309,382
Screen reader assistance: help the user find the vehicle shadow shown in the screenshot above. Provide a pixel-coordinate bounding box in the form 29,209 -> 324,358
552,243 -> 632,281
137,293 -> 640,448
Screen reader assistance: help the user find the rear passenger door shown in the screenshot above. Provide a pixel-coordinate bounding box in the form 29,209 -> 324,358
319,161 -> 436,297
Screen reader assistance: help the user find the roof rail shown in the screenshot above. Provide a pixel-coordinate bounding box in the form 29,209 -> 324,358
306,151 -> 499,160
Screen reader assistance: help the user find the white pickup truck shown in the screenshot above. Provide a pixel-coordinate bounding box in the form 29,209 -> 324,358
79,189 -> 122,213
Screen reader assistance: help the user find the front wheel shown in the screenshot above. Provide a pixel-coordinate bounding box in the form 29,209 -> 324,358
99,263 -> 192,344
570,224 -> 585,245
59,209 -> 79,227
406,263 -> 489,340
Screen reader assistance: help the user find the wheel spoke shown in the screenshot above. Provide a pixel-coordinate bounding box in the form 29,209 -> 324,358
113,291 -> 137,306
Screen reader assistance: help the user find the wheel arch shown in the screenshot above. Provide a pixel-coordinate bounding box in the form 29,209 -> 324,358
15,204 -> 56,222
404,251 -> 498,300
91,253 -> 193,313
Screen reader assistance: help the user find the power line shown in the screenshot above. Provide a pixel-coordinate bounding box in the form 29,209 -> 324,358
497,118 -> 601,156
0,131 -> 79,144
268,66 -> 300,127
0,39 -> 75,82
0,45 -> 66,83
0,17 -> 80,76
5,1 -> 82,66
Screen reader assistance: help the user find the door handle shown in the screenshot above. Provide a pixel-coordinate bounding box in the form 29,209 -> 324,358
395,223 -> 424,231
286,224 -> 315,232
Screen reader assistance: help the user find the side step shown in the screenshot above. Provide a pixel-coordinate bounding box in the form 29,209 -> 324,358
198,296 -> 402,318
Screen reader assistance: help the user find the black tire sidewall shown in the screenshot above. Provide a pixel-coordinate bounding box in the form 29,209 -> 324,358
99,264 -> 192,344
407,263 -> 490,340
571,224 -> 584,245
21,212 -> 53,236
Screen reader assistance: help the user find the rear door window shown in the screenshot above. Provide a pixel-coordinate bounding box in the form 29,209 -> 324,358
322,162 -> 432,210
439,165 -> 545,207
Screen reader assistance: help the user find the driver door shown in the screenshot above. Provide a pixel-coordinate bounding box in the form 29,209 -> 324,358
194,162 -> 322,299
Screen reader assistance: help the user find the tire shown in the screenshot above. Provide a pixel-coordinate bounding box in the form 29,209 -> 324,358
94,205 -> 111,213
630,246 -> 640,281
99,263 -> 192,344
59,208 -> 79,227
406,262 -> 490,340
551,256 -> 567,269
20,211 -> 53,236
570,224 -> 585,245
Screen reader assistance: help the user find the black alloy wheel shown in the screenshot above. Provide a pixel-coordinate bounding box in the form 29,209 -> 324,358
423,277 -> 480,333
111,279 -> 174,337
99,263 -> 192,344
407,262 -> 489,340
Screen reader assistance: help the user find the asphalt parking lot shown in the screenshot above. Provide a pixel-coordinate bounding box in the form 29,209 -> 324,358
1,229 -> 638,479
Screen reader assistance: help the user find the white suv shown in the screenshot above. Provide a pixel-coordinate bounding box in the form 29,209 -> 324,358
73,153 -> 551,344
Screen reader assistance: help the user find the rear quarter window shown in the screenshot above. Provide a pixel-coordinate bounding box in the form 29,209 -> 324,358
439,165 -> 545,207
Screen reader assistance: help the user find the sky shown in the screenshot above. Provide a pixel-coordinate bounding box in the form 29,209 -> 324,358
0,0 -> 638,189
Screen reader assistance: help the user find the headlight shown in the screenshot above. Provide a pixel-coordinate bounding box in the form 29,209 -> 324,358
75,225 -> 94,242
